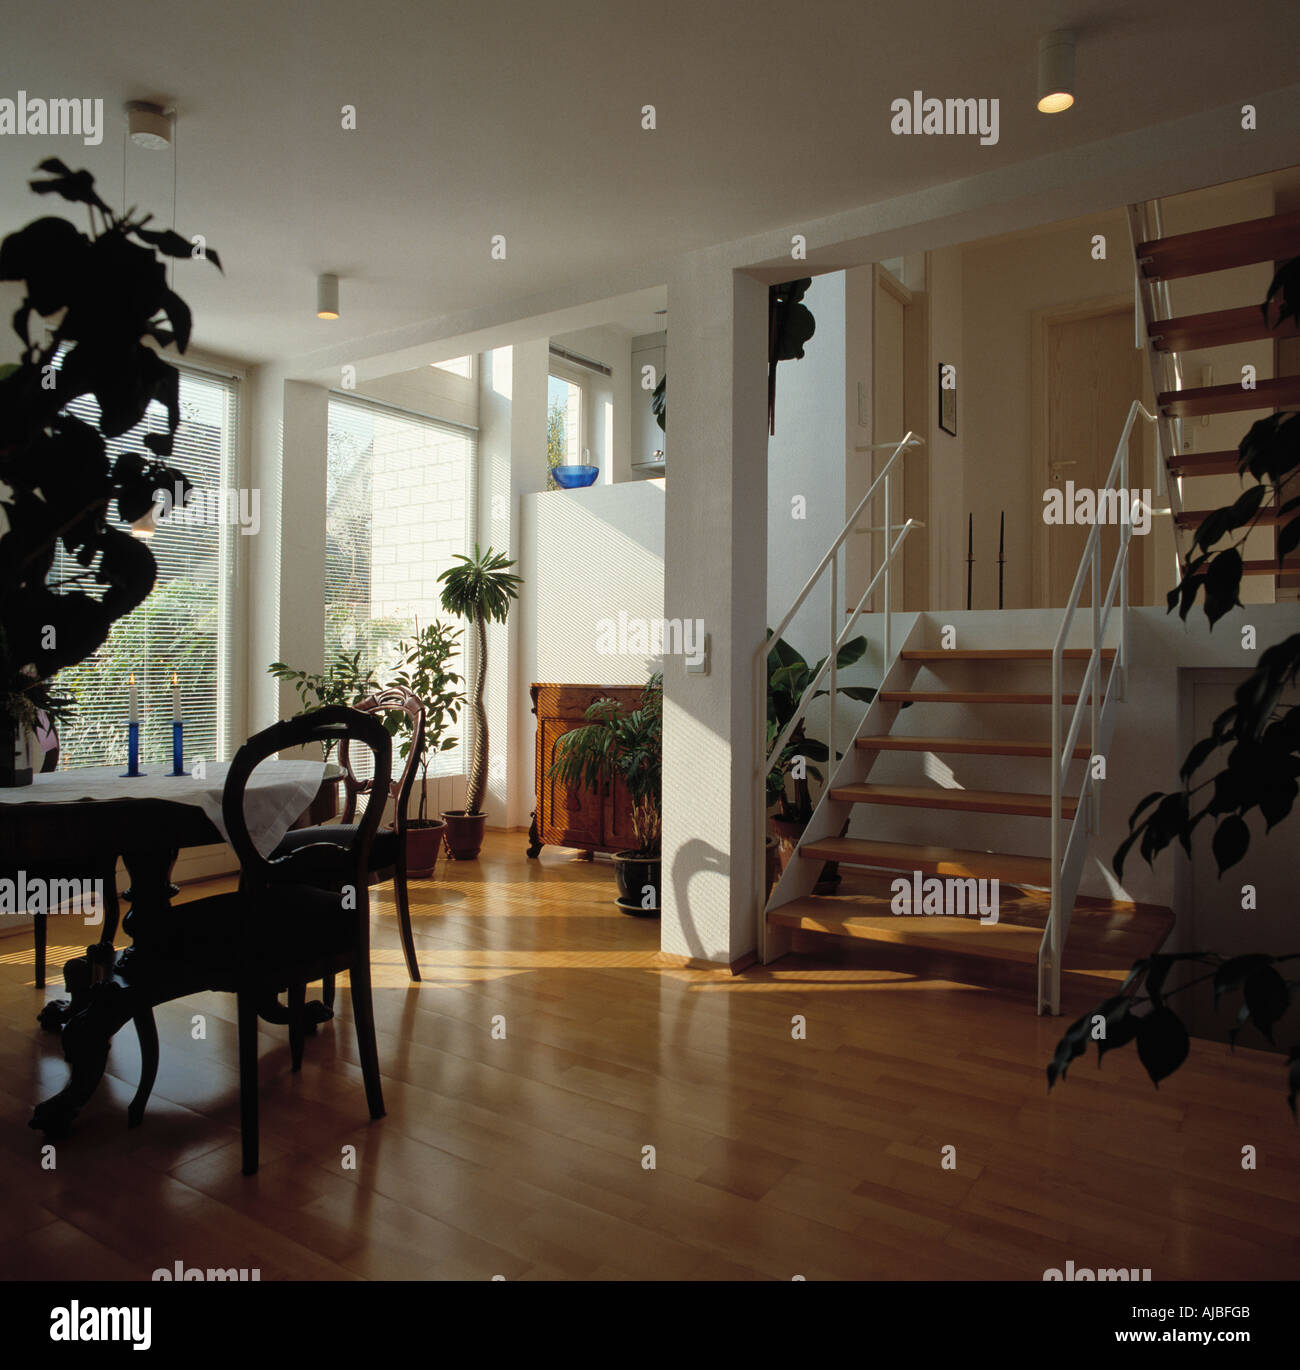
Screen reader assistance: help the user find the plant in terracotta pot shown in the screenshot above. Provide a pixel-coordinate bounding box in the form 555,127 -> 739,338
390,619 -> 463,878
436,545 -> 522,859
550,675 -> 662,915
766,630 -> 873,891
267,651 -> 381,820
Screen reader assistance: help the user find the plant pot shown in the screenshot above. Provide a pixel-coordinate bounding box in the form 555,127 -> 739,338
768,815 -> 840,894
613,850 -> 660,916
441,810 -> 487,860
0,721 -> 33,788
764,835 -> 781,897
406,818 -> 446,879
767,815 -> 805,876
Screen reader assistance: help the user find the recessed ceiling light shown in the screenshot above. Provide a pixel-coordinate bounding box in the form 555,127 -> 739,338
126,100 -> 171,149
1037,31 -> 1075,113
316,273 -> 340,320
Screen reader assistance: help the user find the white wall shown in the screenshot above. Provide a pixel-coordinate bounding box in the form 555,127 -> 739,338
517,480 -> 665,816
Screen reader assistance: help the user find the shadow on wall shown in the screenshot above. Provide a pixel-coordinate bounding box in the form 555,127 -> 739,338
668,837 -> 730,963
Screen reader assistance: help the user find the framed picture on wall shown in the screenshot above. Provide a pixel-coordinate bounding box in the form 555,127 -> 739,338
938,362 -> 957,436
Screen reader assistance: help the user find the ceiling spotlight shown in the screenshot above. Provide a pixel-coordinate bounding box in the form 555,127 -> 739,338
316,274 -> 340,320
126,100 -> 171,149
1037,31 -> 1075,113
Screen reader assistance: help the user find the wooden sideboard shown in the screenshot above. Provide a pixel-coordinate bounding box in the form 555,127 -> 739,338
529,683 -> 643,858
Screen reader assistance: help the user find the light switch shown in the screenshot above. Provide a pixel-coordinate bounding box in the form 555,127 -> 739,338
685,633 -> 710,675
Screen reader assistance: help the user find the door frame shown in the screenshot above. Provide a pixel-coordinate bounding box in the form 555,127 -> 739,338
1030,293 -> 1141,608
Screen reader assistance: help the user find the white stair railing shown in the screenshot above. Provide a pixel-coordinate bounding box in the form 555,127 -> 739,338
756,432 -> 924,952
1039,399 -> 1157,1015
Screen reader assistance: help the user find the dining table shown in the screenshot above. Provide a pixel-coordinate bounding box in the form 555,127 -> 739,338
0,759 -> 339,1138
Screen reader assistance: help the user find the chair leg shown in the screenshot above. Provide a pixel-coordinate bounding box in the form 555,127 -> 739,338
288,980 -> 306,1072
322,972 -> 335,1011
394,850 -> 421,984
128,1007 -> 159,1128
237,991 -> 260,1175
349,956 -> 385,1121
33,911 -> 46,989
98,880 -> 121,948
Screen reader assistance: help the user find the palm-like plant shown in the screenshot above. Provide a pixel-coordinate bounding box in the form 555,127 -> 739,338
437,545 -> 522,815
550,675 -> 662,857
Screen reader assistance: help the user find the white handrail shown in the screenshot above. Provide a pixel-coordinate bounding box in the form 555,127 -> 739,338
757,432 -> 925,951
1039,398 -> 1156,1014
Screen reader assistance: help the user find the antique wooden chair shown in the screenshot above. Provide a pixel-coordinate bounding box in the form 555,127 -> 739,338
272,686 -> 427,990
128,706 -> 391,1175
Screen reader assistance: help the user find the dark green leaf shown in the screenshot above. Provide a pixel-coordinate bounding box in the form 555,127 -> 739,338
1243,965 -> 1289,1045
1136,1007 -> 1190,1087
1211,814 -> 1250,875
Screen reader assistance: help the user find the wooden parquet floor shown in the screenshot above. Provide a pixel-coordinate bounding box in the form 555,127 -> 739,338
0,832 -> 1295,1281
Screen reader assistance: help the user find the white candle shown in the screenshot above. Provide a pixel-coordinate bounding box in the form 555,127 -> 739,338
128,672 -> 138,725
171,671 -> 181,723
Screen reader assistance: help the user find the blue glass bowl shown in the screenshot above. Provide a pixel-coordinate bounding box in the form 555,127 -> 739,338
553,464 -> 599,488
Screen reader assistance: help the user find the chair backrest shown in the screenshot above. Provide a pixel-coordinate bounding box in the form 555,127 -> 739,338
337,686 -> 426,833
224,707 -> 393,907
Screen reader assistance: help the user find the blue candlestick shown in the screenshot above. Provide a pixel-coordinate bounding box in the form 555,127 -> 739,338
122,721 -> 145,778
171,720 -> 184,776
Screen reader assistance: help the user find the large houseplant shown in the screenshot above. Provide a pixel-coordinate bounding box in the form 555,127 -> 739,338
437,545 -> 522,859
550,675 -> 662,915
267,651 -> 381,820
766,631 -> 874,887
390,619 -> 463,877
0,160 -> 220,783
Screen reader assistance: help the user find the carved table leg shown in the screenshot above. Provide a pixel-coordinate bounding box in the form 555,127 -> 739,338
30,844 -> 177,1135
526,811 -> 543,859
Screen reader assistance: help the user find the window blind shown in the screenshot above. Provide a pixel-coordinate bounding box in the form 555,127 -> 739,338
324,394 -> 477,779
51,367 -> 241,770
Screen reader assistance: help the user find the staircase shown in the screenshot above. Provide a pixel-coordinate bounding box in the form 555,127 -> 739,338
1128,201 -> 1300,594
758,411 -> 1173,1015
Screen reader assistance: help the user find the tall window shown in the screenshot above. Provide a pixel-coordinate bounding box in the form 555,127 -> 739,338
52,367 -> 241,769
547,372 -> 583,490
325,395 -> 476,777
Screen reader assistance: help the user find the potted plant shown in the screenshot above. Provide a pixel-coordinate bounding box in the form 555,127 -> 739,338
390,619 -> 463,878
436,545 -> 523,859
550,675 -> 662,915
267,651 -> 381,821
766,631 -> 874,888
0,160 -> 220,784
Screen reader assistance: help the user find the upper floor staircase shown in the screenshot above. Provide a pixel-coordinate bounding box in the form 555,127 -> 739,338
1128,201 -> 1300,593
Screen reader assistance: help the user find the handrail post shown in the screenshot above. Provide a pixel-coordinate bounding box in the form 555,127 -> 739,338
1049,642 -> 1062,1016
1121,431 -> 1131,703
883,471 -> 892,662
1090,549 -> 1101,836
829,554 -> 838,764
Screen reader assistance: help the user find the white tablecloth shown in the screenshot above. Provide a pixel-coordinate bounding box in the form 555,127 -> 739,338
0,761 -> 340,860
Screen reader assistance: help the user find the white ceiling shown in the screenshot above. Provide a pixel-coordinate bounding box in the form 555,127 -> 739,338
2,0 -> 1298,365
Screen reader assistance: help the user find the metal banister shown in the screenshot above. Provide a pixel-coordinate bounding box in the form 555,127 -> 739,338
1040,398 -> 1156,1014
757,432 -> 925,951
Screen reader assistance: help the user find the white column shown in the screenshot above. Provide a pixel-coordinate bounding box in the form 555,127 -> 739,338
660,261 -> 768,965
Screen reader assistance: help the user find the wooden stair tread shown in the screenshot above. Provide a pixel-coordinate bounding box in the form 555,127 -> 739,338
1149,304 -> 1299,352
1176,505 -> 1283,529
798,836 -> 1053,886
880,690 -> 1084,704
1166,449 -> 1239,477
1244,558 -> 1300,576
900,649 -> 1113,661
854,734 -> 1087,758
770,883 -> 1174,973
1137,210 -> 1300,281
1159,376 -> 1300,418
828,782 -> 1076,818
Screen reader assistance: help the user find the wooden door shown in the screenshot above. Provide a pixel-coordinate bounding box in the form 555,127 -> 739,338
1043,308 -> 1145,607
